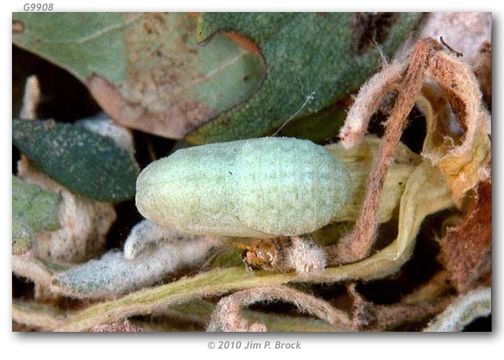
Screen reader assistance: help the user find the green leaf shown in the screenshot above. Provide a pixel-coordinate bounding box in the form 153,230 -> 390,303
186,12 -> 422,144
12,176 -> 62,232
12,176 -> 62,254
279,103 -> 347,143
12,216 -> 35,255
12,13 -> 265,139
13,119 -> 140,202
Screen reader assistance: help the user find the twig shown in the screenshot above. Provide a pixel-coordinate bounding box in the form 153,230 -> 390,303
12,251 -> 56,289
424,287 -> 491,332
348,281 -> 453,331
207,285 -> 352,332
335,39 -> 442,263
339,62 -> 406,149
12,300 -> 66,331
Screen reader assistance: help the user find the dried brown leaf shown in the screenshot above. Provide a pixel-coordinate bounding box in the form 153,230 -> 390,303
439,180 -> 492,292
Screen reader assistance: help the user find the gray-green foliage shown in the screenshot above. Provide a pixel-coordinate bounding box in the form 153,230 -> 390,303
279,105 -> 347,143
12,217 -> 35,255
12,13 -> 265,139
12,176 -> 62,254
13,119 -> 140,202
186,12 -> 423,143
53,235 -> 220,299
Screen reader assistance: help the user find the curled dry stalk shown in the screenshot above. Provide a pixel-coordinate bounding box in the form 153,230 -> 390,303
336,37 -> 491,264
12,251 -> 57,290
207,285 -> 352,332
348,282 -> 454,331
424,287 -> 491,332
13,300 -> 67,331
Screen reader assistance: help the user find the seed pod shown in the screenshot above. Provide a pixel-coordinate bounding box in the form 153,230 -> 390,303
136,137 -> 351,237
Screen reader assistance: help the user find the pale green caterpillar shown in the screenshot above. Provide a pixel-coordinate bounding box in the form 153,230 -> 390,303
136,137 -> 351,237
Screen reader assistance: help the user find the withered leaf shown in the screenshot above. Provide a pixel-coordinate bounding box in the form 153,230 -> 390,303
12,13 -> 265,138
439,180 -> 492,293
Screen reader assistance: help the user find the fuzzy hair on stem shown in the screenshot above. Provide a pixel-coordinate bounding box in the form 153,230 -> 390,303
348,281 -> 453,331
334,36 -> 490,264
424,287 -> 491,332
339,61 -> 406,149
335,39 -> 443,264
240,236 -> 326,275
123,219 -> 222,260
12,251 -> 57,290
207,285 -> 352,332
53,230 -> 224,299
12,300 -> 67,331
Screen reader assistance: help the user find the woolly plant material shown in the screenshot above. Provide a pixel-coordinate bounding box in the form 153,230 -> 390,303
424,287 -> 491,332
122,220 -> 219,260
439,180 -> 492,293
339,61 -> 406,149
335,38 -> 491,263
12,217 -> 34,255
12,300 -> 67,331
78,116 -> 135,154
19,75 -> 40,119
239,236 -> 326,275
90,320 -> 143,332
13,119 -> 140,202
17,158 -> 116,264
12,13 -> 264,139
335,39 -> 442,263
187,13 -> 422,144
136,137 -> 352,237
348,282 -> 453,331
421,50 -> 491,206
473,42 -> 492,108
207,286 -> 352,332
16,300 -> 337,333
374,299 -> 452,331
12,176 -> 62,254
286,237 -> 326,275
141,299 -> 339,332
12,251 -> 56,289
54,161 -> 453,331
419,12 -> 491,65
53,232 -> 224,299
